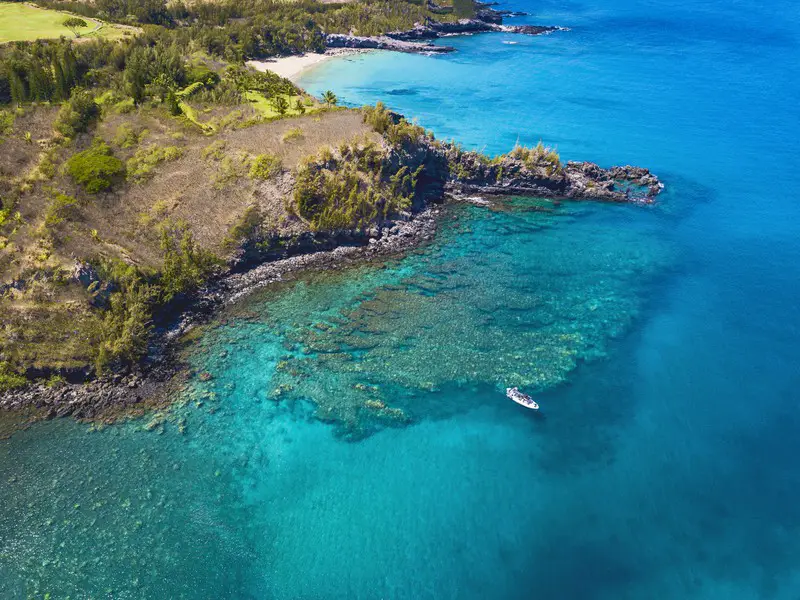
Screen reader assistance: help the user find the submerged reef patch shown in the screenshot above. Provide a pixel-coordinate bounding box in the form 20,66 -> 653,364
186,198 -> 672,439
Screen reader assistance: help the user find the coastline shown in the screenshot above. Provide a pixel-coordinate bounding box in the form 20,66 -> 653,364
0,133 -> 662,426
0,206 -> 443,426
247,49 -> 370,83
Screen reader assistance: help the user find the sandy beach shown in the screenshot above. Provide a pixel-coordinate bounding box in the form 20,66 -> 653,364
247,49 -> 367,82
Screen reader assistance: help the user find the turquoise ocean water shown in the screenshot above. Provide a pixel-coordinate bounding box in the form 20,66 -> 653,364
3,0 -> 800,597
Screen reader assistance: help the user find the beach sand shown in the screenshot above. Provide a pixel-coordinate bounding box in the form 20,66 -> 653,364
247,49 -> 366,82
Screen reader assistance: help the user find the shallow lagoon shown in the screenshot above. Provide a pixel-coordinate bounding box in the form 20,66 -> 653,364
3,0 -> 800,597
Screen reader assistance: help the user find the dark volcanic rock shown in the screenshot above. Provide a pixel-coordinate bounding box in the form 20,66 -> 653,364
325,34 -> 454,54
386,19 -> 559,42
445,147 -> 663,203
328,3 -> 562,54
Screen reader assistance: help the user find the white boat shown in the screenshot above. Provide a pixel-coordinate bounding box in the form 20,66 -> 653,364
506,387 -> 539,410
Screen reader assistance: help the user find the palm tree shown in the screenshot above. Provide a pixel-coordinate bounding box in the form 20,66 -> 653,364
321,90 -> 338,107
272,95 -> 289,116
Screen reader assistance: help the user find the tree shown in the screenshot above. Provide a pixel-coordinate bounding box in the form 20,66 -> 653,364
54,88 -> 99,138
124,47 -> 151,105
272,95 -> 289,116
321,90 -> 337,107
8,69 -> 27,105
294,97 -> 306,115
63,17 -> 88,39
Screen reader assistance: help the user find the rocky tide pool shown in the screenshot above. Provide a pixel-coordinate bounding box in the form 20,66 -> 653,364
3,0 -> 800,598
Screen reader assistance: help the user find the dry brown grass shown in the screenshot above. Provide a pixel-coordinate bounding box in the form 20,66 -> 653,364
0,103 -> 386,375
86,108 -> 379,258
0,293 -> 102,371
2,106 -> 379,281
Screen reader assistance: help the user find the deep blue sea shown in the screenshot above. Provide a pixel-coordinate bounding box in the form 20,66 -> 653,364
2,0 -> 800,598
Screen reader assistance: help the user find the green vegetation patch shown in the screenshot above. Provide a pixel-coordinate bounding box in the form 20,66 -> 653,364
126,145 -> 184,182
158,222 -> 219,302
0,3 -> 126,43
113,123 -> 148,149
248,153 -> 282,180
363,102 -> 429,149
0,109 -> 14,137
245,91 -> 313,119
0,363 -> 27,392
211,154 -> 249,189
293,138 -> 420,230
66,139 -> 125,193
509,141 -> 562,173
92,225 -> 219,372
55,89 -> 100,139
228,66 -> 299,98
282,126 -> 304,143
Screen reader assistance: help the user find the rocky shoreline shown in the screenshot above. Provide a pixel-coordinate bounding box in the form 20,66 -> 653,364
448,155 -> 664,202
0,108 -> 663,424
0,209 -> 442,422
325,34 -> 455,55
324,3 -> 563,54
0,155 -> 660,422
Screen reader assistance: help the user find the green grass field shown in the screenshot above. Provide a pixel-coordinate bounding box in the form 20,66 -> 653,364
0,3 -> 131,43
245,91 -> 320,119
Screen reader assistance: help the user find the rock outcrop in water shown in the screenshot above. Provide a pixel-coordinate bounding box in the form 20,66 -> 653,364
445,148 -> 663,202
361,106 -> 662,204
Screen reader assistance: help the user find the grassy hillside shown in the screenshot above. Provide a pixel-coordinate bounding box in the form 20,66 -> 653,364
0,3 -> 133,43
0,47 -> 436,388
0,0 -> 485,389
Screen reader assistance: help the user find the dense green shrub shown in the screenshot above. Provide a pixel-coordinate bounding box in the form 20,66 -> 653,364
226,66 -> 299,98
509,141 -> 562,172
0,363 -> 27,392
126,145 -> 184,182
186,63 -> 220,87
293,140 -> 420,230
211,155 -> 248,189
248,153 -> 282,180
54,88 -> 100,138
91,257 -> 157,371
113,123 -> 147,148
158,222 -> 219,301
0,110 -> 14,137
66,140 -> 125,193
124,44 -> 186,105
95,280 -> 155,373
363,102 -> 427,149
